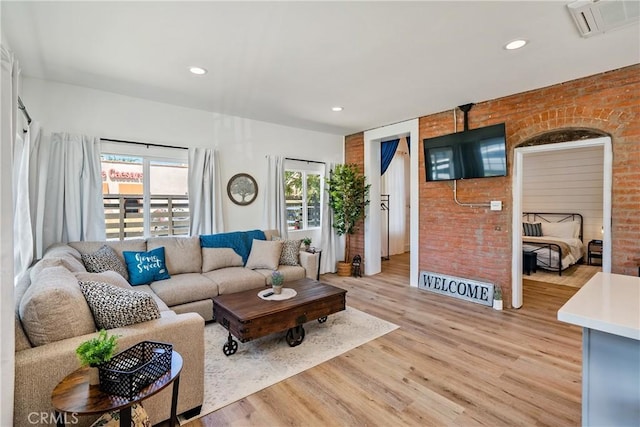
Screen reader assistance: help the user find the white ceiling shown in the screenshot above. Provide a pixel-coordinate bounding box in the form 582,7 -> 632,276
2,1 -> 639,135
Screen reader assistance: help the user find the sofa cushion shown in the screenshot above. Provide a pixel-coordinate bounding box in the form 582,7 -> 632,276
74,270 -> 132,289
79,281 -> 161,329
202,247 -> 244,272
14,312 -> 32,351
81,245 -> 129,280
131,284 -> 171,312
204,267 -> 266,295
40,248 -> 87,273
149,273 -> 219,307
272,237 -> 301,266
20,266 -> 96,346
245,239 -> 283,270
147,236 -> 202,275
200,229 -> 266,264
255,265 -> 306,284
43,243 -> 83,262
123,247 -> 171,286
69,239 -> 147,260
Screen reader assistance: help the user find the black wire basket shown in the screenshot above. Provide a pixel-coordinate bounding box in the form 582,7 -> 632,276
99,341 -> 172,399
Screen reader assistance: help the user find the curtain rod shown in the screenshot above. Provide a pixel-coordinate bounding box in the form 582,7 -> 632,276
285,157 -> 325,165
101,138 -> 188,151
18,96 -> 32,125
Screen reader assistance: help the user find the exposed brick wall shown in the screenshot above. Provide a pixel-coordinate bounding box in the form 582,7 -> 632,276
345,64 -> 640,306
344,133 -> 365,266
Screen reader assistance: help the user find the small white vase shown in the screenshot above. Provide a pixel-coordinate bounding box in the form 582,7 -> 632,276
493,299 -> 503,311
272,284 -> 283,295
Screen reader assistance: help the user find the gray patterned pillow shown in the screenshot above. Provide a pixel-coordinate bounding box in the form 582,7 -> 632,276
81,245 -> 129,281
272,237 -> 301,266
79,281 -> 161,329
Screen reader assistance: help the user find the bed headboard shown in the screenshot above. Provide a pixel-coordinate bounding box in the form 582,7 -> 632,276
522,212 -> 584,242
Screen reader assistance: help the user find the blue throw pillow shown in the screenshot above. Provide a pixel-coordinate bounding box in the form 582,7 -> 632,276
200,230 -> 266,264
123,247 -> 171,286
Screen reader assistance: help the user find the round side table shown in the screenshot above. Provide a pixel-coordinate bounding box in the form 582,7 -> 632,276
51,350 -> 182,427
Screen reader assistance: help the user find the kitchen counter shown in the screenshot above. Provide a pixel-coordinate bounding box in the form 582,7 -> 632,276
558,272 -> 640,340
558,272 -> 640,427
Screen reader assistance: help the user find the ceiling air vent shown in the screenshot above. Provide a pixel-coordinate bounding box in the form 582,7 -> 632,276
567,0 -> 640,37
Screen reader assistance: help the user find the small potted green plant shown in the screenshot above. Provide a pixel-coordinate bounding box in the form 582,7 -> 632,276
271,271 -> 284,294
493,287 -> 503,311
302,237 -> 312,251
76,329 -> 118,385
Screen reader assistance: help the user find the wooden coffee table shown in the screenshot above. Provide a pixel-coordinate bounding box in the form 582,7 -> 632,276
213,278 -> 346,355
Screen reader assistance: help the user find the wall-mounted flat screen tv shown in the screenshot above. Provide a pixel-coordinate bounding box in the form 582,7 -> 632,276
423,123 -> 507,181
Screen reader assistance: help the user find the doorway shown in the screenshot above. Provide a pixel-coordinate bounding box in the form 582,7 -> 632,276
363,119 -> 419,285
511,137 -> 612,308
380,137 -> 410,260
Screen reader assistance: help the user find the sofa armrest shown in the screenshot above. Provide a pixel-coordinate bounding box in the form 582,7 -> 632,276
15,313 -> 204,426
299,251 -> 319,280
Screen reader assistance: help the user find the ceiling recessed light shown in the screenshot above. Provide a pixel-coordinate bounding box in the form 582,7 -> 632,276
189,66 -> 207,75
332,106 -> 343,112
504,39 -> 528,50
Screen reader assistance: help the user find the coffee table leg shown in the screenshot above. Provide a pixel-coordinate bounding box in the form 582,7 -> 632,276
286,326 -> 305,347
223,332 -> 238,356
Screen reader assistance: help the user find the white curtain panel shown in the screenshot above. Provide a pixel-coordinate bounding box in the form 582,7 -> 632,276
26,123 -> 48,259
320,162 -> 340,273
188,147 -> 224,235
12,130 -> 34,276
262,155 -> 288,238
42,133 -> 106,251
0,44 -> 18,427
380,145 -> 408,256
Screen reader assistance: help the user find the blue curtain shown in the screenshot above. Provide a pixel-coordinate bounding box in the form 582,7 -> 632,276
381,139 -> 400,175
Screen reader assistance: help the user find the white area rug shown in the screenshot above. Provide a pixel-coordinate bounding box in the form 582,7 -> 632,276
179,306 -> 398,424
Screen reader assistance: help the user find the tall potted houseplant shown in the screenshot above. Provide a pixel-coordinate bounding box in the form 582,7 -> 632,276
326,163 -> 371,276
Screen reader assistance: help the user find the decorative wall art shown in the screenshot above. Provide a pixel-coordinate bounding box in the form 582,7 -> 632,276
227,173 -> 258,206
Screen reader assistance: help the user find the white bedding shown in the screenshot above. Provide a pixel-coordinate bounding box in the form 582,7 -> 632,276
522,236 -> 585,270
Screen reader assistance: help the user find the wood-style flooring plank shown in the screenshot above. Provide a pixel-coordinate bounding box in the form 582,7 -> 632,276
174,253 -> 582,427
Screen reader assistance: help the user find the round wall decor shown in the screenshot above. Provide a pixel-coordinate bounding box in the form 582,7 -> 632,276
227,173 -> 258,206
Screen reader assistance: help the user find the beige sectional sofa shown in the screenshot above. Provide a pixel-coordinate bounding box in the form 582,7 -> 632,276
14,229 -> 317,426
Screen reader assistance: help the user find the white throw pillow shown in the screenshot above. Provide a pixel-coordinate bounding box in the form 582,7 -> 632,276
245,239 -> 283,270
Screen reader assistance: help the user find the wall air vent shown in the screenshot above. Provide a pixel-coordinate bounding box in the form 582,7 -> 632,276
567,0 -> 640,37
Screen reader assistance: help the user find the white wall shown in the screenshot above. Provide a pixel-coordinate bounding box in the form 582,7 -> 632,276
522,145 -> 604,244
22,77 -> 343,238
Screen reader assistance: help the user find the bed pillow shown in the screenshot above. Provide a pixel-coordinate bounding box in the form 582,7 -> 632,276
79,281 -> 161,329
523,222 -> 542,237
81,245 -> 129,281
245,239 -> 283,270
541,221 -> 579,239
123,247 -> 170,286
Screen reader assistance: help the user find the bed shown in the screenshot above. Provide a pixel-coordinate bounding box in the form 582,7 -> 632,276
522,213 -> 585,276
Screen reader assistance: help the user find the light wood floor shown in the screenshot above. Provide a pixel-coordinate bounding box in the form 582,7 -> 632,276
180,253 -> 582,427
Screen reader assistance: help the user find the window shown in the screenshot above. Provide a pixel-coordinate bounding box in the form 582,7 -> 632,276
285,170 -> 321,231
101,154 -> 189,240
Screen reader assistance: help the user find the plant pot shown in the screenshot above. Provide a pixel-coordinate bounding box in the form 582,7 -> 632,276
87,366 -> 100,385
337,262 -> 351,277
493,299 -> 503,311
272,284 -> 283,295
